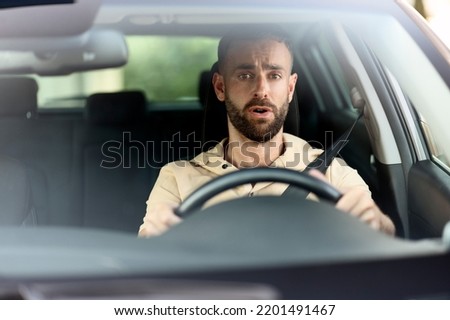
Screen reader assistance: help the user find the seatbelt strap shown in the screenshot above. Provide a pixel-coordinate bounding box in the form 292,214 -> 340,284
304,112 -> 362,174
282,111 -> 362,197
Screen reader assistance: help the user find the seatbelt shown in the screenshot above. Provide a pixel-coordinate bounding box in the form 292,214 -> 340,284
282,111 -> 363,198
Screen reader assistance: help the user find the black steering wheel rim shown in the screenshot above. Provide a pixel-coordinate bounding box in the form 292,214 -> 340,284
175,167 -> 342,218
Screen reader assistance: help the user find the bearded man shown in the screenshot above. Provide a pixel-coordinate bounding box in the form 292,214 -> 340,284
138,25 -> 395,237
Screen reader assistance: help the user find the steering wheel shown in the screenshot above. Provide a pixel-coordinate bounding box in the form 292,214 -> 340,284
175,167 -> 342,218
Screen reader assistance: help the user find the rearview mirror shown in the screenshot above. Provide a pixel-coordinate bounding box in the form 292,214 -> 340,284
0,30 -> 128,75
0,0 -> 101,37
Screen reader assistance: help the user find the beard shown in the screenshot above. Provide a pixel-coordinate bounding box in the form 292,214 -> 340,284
225,95 -> 289,143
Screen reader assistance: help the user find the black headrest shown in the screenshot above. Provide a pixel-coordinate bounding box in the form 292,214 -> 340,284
198,70 -> 211,108
202,62 -> 300,151
0,77 -> 38,118
85,91 -> 147,125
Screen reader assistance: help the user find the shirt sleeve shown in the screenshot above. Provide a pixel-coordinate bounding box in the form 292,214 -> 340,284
145,163 -> 182,212
138,163 -> 182,235
327,157 -> 371,195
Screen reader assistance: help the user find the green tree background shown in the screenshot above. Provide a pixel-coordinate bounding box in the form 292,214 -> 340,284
414,0 -> 427,17
123,36 -> 218,101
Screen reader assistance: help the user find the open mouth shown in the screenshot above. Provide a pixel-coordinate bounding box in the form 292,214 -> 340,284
248,106 -> 273,114
254,108 -> 268,114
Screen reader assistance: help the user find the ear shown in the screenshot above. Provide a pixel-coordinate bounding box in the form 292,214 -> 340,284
288,73 -> 298,102
212,72 -> 225,102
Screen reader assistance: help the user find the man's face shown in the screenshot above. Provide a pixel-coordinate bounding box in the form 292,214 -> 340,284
213,39 -> 297,142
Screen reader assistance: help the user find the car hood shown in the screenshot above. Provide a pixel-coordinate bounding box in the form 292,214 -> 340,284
0,197 -> 447,280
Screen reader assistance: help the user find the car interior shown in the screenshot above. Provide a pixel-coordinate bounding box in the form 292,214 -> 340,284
0,41 -> 394,232
0,25 -> 410,235
2,0 -> 450,301
0,1 -> 450,245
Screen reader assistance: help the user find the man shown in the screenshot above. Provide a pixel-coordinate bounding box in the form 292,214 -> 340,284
138,25 -> 395,237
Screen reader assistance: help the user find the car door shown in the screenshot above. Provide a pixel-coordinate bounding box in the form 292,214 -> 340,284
380,65 -> 450,239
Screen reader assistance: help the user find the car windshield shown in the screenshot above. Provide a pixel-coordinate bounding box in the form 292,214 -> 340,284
27,8 -> 450,167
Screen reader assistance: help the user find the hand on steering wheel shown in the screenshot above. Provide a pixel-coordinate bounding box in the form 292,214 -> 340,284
175,167 -> 342,218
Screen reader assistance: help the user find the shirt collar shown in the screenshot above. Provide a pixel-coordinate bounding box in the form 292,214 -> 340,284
191,133 -> 323,174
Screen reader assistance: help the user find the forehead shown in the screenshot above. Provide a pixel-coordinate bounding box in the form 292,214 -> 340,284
225,39 -> 292,69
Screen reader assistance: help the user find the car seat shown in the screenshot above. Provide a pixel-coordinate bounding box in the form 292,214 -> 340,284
0,77 -> 38,119
0,156 -> 36,226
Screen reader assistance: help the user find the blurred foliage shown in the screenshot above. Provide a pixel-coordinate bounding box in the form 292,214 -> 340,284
123,36 -> 218,101
414,0 -> 427,18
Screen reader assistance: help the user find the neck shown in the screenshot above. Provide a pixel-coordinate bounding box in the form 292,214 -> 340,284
225,130 -> 285,168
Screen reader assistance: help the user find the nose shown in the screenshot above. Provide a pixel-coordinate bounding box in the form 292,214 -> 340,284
253,75 -> 268,99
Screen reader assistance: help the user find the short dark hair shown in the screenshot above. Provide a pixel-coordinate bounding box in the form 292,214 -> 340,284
217,24 -> 294,74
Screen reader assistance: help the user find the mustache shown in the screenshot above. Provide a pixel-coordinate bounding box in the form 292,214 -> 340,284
244,98 -> 277,111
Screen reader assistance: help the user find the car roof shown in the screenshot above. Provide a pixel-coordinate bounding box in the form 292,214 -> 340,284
93,0 -> 401,37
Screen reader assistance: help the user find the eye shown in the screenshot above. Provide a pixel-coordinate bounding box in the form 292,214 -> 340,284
269,73 -> 282,80
237,73 -> 253,80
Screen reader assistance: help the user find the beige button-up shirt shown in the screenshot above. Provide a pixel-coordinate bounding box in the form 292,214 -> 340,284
140,133 -> 370,230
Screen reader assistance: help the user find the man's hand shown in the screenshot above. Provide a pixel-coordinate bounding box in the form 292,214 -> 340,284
138,203 -> 182,238
309,169 -> 395,236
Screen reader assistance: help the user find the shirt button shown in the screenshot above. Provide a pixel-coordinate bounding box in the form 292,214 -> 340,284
222,164 -> 228,169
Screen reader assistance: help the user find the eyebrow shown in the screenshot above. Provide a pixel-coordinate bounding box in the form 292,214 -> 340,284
234,63 -> 286,71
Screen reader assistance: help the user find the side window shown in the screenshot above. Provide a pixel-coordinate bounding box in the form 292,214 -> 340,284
385,66 -> 450,173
